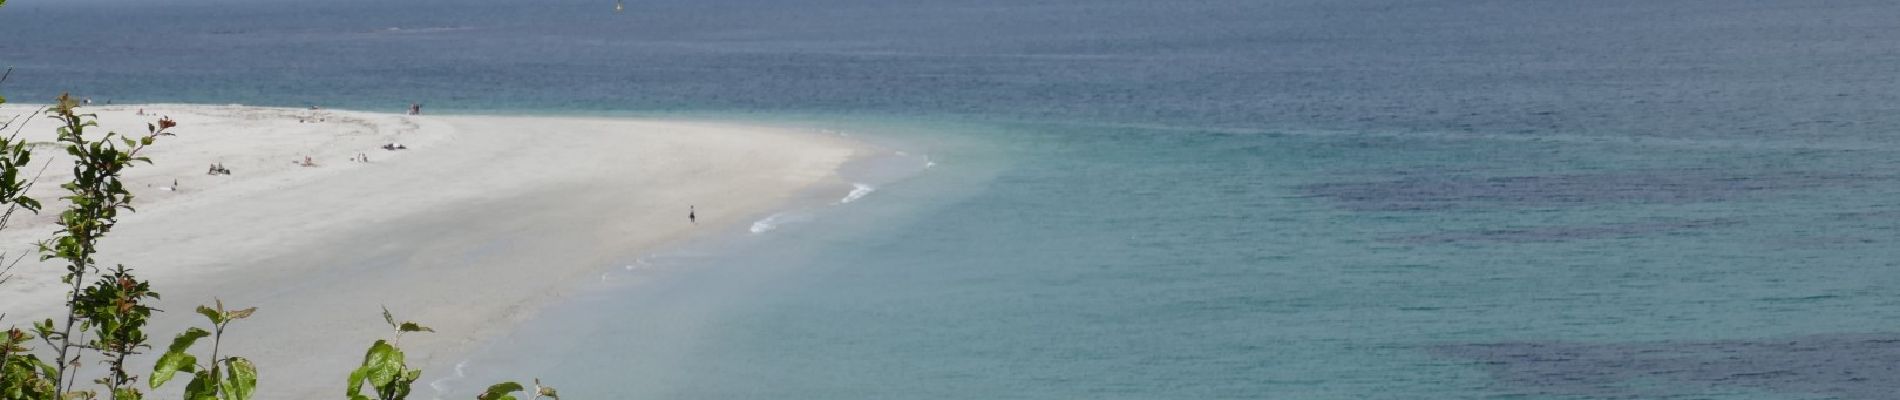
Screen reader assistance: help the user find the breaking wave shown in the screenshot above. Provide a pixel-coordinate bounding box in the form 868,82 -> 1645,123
839,183 -> 876,204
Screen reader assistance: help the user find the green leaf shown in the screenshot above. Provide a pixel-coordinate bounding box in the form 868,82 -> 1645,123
381,306 -> 397,331
397,322 -> 432,333
167,327 -> 210,353
478,382 -> 524,400
154,327 -> 210,387
150,351 -> 196,389
219,357 -> 256,400
111,387 -> 140,400
183,371 -> 217,400
345,366 -> 368,396
359,340 -> 404,387
196,305 -> 223,325
38,357 -> 57,379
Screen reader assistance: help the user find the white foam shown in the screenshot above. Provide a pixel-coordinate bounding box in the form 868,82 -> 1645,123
426,359 -> 470,399
750,213 -> 787,234
839,183 -> 876,204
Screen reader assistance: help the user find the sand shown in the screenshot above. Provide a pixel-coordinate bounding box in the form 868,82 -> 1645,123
0,104 -> 864,398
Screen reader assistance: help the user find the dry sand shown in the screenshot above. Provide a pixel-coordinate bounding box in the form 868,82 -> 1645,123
0,104 -> 864,398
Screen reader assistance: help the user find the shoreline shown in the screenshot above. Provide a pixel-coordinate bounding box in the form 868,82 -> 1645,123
0,103 -> 878,398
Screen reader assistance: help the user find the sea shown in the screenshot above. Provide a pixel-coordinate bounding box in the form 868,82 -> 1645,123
7,0 -> 1900,398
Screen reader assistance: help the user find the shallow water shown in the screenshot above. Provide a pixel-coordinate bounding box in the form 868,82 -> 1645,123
10,1 -> 1900,398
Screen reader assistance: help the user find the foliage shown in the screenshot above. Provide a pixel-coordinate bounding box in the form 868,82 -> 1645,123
73,266 -> 158,399
149,300 -> 256,400
0,41 -> 52,400
0,328 -> 57,400
0,65 -> 42,223
475,379 -> 558,400
344,308 -> 429,400
0,65 -> 43,289
25,93 -> 167,400
342,309 -> 557,400
0,70 -> 559,400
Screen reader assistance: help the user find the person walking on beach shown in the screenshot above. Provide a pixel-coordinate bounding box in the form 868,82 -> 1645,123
689,205 -> 697,224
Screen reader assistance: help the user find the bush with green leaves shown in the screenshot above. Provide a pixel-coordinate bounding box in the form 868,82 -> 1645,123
0,97 -> 562,400
345,308 -> 432,400
0,64 -> 559,400
150,300 -> 256,400
0,93 -> 172,400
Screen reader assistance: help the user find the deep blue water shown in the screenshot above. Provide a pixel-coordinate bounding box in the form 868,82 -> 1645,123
10,1 -> 1900,398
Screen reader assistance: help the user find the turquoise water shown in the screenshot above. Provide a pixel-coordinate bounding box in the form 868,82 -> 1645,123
438,120 -> 1900,399
10,1 -> 1900,398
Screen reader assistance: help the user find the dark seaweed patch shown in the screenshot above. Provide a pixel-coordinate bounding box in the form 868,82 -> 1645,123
1301,171 -> 1888,211
1434,333 -> 1900,399
1384,218 -> 1740,244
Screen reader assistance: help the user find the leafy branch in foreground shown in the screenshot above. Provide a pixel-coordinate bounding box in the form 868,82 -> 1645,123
150,300 -> 256,400
74,265 -> 158,399
475,379 -> 558,400
30,93 -> 167,399
345,309 -> 557,400
0,66 -> 46,288
1,327 -> 58,400
0,52 -> 53,400
0,78 -> 562,399
345,308 -> 431,400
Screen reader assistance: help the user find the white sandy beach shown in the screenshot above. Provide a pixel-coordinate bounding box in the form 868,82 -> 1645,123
0,104 -> 864,398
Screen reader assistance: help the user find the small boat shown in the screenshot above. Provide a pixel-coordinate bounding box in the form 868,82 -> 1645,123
615,0 -> 624,13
